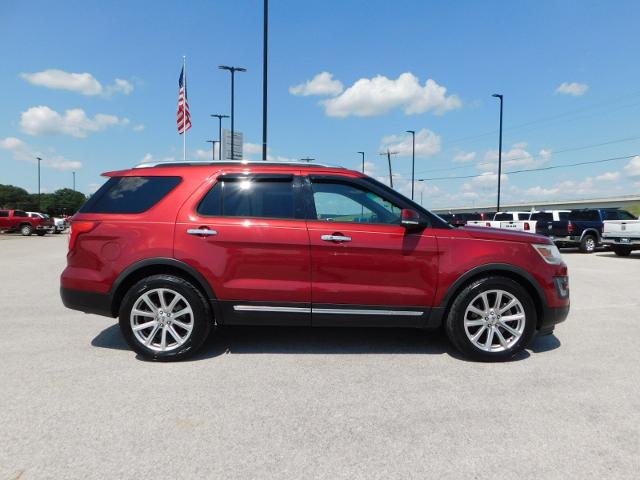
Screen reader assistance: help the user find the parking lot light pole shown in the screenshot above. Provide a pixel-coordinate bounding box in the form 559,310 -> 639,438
36,156 -> 42,210
358,151 -> 365,173
406,130 -> 415,200
379,150 -> 397,188
492,94 -> 504,212
218,66 -> 246,160
72,171 -> 76,191
210,114 -> 229,160
206,140 -> 218,161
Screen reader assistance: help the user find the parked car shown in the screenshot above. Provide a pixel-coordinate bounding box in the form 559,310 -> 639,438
26,212 -> 57,234
52,216 -> 69,233
602,214 -> 640,256
467,211 -> 530,229
438,212 -> 493,228
535,208 -> 636,253
0,209 -> 54,236
60,160 -> 569,362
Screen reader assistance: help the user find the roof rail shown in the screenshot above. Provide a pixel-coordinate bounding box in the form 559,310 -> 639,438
134,160 -> 345,169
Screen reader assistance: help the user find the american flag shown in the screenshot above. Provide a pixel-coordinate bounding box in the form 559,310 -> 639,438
177,66 -> 191,134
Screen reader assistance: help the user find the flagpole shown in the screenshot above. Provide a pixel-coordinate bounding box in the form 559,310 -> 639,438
183,56 -> 186,161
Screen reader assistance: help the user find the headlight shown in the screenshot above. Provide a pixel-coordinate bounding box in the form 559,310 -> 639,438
532,243 -> 563,264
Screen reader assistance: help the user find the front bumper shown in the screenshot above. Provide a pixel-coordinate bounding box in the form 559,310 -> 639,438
538,304 -> 570,335
60,287 -> 114,317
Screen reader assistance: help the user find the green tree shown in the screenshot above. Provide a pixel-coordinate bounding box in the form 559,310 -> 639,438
0,184 -> 30,209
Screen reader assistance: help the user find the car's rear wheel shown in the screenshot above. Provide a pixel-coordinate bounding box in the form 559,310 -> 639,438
445,276 -> 537,361
20,224 -> 33,236
579,234 -> 597,253
119,274 -> 212,361
613,246 -> 632,257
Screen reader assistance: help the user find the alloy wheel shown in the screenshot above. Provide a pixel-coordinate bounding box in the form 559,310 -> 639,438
130,288 -> 194,352
463,289 -> 526,352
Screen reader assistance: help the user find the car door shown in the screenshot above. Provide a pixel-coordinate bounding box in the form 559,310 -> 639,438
304,175 -> 439,327
174,172 -> 311,326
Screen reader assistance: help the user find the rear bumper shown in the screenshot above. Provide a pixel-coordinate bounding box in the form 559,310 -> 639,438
60,287 -> 114,317
602,237 -> 640,246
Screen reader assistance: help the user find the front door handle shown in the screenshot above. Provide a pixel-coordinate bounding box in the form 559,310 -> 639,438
321,234 -> 352,242
187,228 -> 218,237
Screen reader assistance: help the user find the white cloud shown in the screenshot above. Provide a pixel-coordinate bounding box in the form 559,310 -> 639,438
595,171 -> 620,182
469,172 -> 508,189
289,72 -> 343,97
380,128 -> 441,157
0,136 -> 81,171
481,143 -> 551,171
624,156 -> 640,177
243,142 -> 295,162
20,69 -> 134,96
453,150 -> 476,163
133,124 -> 145,132
556,82 -> 589,97
193,149 -> 212,160
321,72 -> 461,117
141,153 -> 176,163
243,142 -> 263,155
525,186 -> 560,197
20,106 -> 127,138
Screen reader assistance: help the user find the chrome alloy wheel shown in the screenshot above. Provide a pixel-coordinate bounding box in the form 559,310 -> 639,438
463,289 -> 526,353
130,288 -> 194,352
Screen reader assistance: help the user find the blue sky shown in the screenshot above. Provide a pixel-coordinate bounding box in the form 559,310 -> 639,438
2,0 -> 640,208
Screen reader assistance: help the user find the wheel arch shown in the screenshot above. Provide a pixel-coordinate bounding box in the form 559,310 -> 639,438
438,264 -> 546,329
110,258 -> 220,320
580,228 -> 600,241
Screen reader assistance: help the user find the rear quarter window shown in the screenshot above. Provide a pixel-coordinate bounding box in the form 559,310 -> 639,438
80,176 -> 181,214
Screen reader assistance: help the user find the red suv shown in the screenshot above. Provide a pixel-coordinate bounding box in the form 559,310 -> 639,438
60,161 -> 569,361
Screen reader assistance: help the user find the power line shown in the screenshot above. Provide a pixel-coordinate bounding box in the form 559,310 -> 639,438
413,134 -> 640,176
417,154 -> 637,182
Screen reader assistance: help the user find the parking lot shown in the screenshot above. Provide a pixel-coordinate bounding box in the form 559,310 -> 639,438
1,233 -> 639,479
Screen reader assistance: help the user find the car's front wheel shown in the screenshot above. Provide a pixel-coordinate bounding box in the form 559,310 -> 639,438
446,276 -> 537,361
119,274 -> 212,361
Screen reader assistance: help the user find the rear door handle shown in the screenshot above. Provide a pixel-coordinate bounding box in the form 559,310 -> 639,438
187,228 -> 218,237
321,234 -> 352,242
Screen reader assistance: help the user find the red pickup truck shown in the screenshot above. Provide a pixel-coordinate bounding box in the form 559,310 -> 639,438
0,209 -> 54,236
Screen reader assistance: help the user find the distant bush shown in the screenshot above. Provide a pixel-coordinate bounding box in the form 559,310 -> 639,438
0,184 -> 87,215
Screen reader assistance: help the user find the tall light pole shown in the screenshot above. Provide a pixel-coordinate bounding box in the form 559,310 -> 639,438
358,151 -> 365,173
36,157 -> 42,210
300,157 -> 314,163
379,149 -> 398,188
206,140 -> 218,161
406,130 -> 415,200
262,0 -> 269,161
492,94 -> 504,212
218,66 -> 246,160
210,114 -> 229,160
72,171 -> 76,191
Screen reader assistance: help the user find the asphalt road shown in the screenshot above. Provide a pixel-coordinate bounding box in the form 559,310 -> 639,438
1,234 -> 639,479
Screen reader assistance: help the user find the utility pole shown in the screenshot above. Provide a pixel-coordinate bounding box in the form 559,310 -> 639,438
218,66 -> 246,160
492,94 -> 504,212
36,157 -> 42,210
210,114 -> 229,160
262,0 -> 269,161
379,149 -> 398,188
406,130 -> 416,200
206,140 -> 218,161
357,151 -> 365,173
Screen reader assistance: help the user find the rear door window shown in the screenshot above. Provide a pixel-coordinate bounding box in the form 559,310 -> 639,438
198,175 -> 298,219
80,176 -> 181,214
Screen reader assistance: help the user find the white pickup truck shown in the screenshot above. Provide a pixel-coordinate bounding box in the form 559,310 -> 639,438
466,211 -> 534,231
602,213 -> 640,256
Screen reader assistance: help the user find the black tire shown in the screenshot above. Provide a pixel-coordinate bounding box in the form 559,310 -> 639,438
118,274 -> 212,361
20,224 -> 33,236
36,231 -> 46,236
579,234 -> 597,253
445,276 -> 537,362
613,247 -> 632,257
54,230 -> 62,234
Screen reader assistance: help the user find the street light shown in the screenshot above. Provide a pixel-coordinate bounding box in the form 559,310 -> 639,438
262,0 -> 269,161
406,130 -> 415,200
357,151 -> 365,173
218,65 -> 246,160
300,157 -> 314,163
36,156 -> 42,210
492,94 -> 504,212
72,171 -> 76,191
210,114 -> 229,160
206,140 -> 218,161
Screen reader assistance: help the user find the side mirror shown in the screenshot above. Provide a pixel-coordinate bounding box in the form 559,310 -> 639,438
401,208 -> 423,229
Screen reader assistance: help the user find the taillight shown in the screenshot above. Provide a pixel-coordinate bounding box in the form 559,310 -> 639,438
567,221 -> 575,234
69,221 -> 98,250
524,222 -> 530,231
